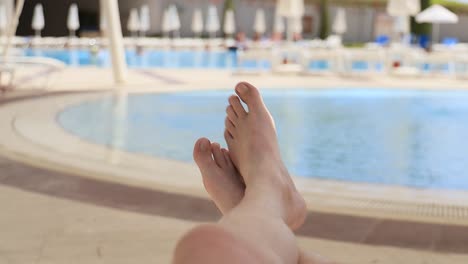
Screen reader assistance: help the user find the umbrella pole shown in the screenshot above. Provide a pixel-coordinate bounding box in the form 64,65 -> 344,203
434,23 -> 440,44
103,0 -> 128,85
2,0 -> 25,60
287,17 -> 294,42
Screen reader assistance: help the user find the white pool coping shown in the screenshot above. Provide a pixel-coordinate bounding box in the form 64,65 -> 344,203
2,79 -> 468,226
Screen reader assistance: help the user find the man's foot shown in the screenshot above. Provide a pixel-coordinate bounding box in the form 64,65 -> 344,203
224,82 -> 307,230
193,138 -> 245,214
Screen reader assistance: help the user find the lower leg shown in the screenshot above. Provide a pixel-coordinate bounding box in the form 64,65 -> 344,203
174,184 -> 301,264
175,82 -> 308,264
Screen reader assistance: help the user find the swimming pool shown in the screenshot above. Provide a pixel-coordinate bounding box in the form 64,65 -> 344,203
58,89 -> 468,190
24,48 -> 245,69
24,48 -> 369,71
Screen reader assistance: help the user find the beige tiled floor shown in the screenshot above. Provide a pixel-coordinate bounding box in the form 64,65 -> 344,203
2,185 -> 468,264
2,67 -> 468,263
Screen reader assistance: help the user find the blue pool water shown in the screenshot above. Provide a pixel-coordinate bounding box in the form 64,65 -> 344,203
24,49 -> 260,69
58,89 -> 468,190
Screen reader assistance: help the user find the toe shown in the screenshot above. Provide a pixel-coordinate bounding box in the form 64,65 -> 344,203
212,142 -> 227,168
224,129 -> 234,142
193,138 -> 218,173
222,148 -> 245,185
228,95 -> 247,117
235,82 -> 264,112
226,105 -> 238,123
222,148 -> 234,170
225,117 -> 236,136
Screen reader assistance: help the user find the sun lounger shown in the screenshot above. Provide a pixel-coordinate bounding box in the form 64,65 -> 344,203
301,47 -> 340,75
0,56 -> 66,91
340,47 -> 386,76
0,65 -> 15,92
236,47 -> 273,75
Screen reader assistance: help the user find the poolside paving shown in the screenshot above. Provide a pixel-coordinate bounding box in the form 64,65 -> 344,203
1,154 -> 468,264
2,69 -> 468,263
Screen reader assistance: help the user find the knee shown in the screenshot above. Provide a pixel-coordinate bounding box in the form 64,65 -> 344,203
173,224 -> 257,264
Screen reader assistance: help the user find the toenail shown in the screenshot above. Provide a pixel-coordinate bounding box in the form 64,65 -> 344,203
200,139 -> 210,151
236,83 -> 248,94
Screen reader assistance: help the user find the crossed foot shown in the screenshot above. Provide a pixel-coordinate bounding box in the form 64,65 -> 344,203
193,82 -> 306,230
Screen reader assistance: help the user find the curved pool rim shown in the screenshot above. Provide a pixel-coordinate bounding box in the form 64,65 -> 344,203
2,87 -> 468,226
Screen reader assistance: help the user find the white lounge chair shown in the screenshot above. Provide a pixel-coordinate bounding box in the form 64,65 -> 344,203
236,46 -> 273,75
386,44 -> 425,77
340,47 -> 386,77
301,47 -> 341,75
0,65 -> 15,92
0,56 -> 66,91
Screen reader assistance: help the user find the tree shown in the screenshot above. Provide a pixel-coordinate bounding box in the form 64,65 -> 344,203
411,0 -> 432,37
319,0 -> 330,39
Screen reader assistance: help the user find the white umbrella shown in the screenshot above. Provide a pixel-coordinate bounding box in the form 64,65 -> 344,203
99,11 -> 107,33
0,5 -> 7,35
169,4 -> 181,34
291,16 -> 302,35
206,5 -> 220,38
192,8 -> 204,37
31,3 -> 45,37
273,14 -> 285,34
277,0 -> 304,41
3,0 -> 25,60
277,0 -> 304,18
394,15 -> 410,34
416,4 -> 459,43
140,5 -> 150,36
332,8 -> 347,35
254,9 -> 266,35
387,0 -> 420,43
127,8 -> 140,36
223,9 -> 236,37
67,3 -> 80,37
161,8 -> 171,35
387,0 -> 420,16
407,0 -> 421,15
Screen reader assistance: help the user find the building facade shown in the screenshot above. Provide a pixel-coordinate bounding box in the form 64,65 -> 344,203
5,0 -> 468,43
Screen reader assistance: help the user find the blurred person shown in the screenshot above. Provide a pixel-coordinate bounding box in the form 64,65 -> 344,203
235,31 -> 249,51
173,82 -> 334,264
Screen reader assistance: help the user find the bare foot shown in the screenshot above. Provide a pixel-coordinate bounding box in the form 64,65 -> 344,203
193,138 -> 245,214
224,82 -> 307,230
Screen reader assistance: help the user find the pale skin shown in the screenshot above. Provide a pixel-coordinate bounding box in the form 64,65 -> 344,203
173,82 -> 334,264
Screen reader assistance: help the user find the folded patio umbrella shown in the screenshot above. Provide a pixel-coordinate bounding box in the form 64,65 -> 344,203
169,5 -> 181,34
387,0 -> 420,43
31,3 -> 45,37
276,0 -> 304,41
0,4 -> 6,35
394,15 -> 410,34
332,8 -> 347,35
387,0 -> 420,16
127,8 -> 140,37
192,8 -> 204,37
273,14 -> 285,34
223,9 -> 236,37
67,3 -> 80,37
254,8 -> 266,36
277,0 -> 304,18
99,10 -> 107,33
206,5 -> 220,38
416,4 -> 459,43
140,5 -> 150,36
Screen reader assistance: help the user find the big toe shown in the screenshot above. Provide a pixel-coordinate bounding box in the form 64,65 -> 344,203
235,82 -> 265,112
193,138 -> 216,172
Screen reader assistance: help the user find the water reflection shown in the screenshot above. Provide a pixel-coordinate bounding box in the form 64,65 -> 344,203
58,89 -> 468,190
